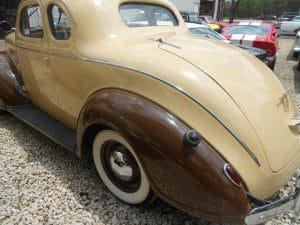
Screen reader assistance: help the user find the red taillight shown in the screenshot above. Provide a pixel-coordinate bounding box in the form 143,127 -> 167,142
223,163 -> 242,188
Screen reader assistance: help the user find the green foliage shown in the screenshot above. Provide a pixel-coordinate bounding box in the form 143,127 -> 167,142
222,0 -> 300,19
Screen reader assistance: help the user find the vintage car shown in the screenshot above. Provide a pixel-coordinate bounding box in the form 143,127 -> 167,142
223,21 -> 279,70
0,0 -> 300,224
187,23 -> 271,68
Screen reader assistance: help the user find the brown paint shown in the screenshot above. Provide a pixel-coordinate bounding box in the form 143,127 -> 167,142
0,53 -> 30,107
77,89 -> 250,223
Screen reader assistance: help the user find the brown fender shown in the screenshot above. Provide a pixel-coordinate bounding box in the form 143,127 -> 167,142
77,89 -> 250,223
0,53 -> 30,108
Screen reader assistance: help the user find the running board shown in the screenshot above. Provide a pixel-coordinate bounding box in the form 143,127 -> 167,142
7,105 -> 77,152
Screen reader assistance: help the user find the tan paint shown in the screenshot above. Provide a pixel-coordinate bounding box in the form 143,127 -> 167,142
6,0 -> 300,199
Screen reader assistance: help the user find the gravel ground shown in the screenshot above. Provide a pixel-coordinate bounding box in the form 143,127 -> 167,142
0,36 -> 300,225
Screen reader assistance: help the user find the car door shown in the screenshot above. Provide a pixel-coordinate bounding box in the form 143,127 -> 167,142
16,0 -> 60,115
45,2 -> 82,128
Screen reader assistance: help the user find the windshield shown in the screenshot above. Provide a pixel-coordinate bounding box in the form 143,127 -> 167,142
190,27 -> 226,41
225,25 -> 270,36
120,3 -> 178,27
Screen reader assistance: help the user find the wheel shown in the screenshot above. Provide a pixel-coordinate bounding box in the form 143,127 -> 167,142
93,130 -> 155,205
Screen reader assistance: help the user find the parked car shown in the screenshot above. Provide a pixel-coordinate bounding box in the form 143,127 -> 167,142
1,0 -> 300,224
187,23 -> 271,68
280,16 -> 300,35
180,12 -> 221,33
275,12 -> 296,28
223,22 -> 279,70
279,12 -> 298,22
180,11 -> 201,24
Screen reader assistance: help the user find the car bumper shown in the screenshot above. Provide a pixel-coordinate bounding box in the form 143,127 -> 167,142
245,177 -> 300,225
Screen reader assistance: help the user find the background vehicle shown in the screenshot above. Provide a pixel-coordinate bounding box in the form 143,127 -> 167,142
223,21 -> 279,70
187,23 -> 270,68
198,15 -> 222,32
180,11 -> 221,33
281,16 -> 300,35
280,12 -> 298,22
180,11 -> 202,24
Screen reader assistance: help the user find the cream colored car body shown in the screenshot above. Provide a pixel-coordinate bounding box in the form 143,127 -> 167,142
6,0 -> 300,199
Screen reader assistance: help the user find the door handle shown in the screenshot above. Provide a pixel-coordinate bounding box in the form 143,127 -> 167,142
41,56 -> 49,62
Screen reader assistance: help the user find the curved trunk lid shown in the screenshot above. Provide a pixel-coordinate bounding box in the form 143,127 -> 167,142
158,36 -> 298,172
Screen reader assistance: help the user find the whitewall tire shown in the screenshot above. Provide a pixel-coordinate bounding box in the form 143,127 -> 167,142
92,130 -> 155,205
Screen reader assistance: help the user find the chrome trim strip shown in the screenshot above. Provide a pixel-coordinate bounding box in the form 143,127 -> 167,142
16,45 -> 260,166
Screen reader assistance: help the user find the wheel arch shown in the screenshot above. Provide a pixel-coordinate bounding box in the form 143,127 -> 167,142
76,88 -> 250,223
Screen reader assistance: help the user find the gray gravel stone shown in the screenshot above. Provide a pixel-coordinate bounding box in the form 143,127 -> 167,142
0,35 -> 299,225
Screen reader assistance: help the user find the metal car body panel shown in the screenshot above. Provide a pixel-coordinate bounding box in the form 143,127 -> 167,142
1,0 -> 300,222
77,89 -> 251,223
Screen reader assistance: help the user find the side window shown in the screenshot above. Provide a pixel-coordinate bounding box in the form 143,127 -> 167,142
20,5 -> 44,38
48,4 -> 71,40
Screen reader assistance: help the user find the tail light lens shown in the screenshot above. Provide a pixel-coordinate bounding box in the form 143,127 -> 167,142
223,163 -> 242,188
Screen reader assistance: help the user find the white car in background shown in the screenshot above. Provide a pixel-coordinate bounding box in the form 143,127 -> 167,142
281,15 -> 300,35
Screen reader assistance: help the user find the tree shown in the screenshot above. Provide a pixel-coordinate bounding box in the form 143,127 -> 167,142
229,0 -> 242,23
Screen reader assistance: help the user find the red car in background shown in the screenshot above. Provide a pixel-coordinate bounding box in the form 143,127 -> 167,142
223,22 -> 279,70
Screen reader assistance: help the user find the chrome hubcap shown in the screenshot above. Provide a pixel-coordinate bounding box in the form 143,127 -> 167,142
110,151 -> 134,182
101,141 -> 141,193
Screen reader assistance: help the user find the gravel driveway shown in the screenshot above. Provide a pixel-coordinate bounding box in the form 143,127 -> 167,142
0,36 -> 300,225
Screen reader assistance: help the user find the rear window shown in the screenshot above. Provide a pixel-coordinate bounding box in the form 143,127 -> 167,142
226,25 -> 270,36
120,3 -> 178,27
